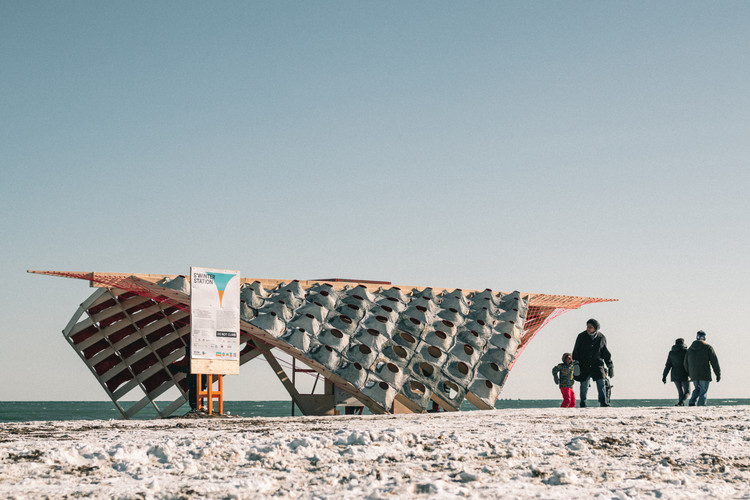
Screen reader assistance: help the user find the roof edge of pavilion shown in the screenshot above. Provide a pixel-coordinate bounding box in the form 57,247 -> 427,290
28,269 -> 617,310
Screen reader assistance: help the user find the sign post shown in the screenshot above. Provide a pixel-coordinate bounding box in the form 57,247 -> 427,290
189,267 -> 240,414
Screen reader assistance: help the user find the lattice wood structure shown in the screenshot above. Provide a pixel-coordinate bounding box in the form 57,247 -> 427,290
29,270 -> 616,418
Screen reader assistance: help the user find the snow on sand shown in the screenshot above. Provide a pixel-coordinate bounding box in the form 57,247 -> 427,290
2,406 -> 749,499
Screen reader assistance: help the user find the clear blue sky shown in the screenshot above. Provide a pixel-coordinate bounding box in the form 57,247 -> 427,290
2,1 -> 748,402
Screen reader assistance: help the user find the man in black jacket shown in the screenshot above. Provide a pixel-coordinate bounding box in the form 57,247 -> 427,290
662,338 -> 689,406
684,330 -> 721,406
572,318 -> 613,407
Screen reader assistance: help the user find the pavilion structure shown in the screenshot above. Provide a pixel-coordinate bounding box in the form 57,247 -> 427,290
29,270 -> 616,419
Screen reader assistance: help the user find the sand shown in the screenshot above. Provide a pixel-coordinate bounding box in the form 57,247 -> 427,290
2,406 -> 749,499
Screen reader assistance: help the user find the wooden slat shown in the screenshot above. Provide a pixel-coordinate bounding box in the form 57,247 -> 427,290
465,391 -> 494,411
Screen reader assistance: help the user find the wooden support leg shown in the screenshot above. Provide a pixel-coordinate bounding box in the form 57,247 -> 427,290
196,374 -> 203,411
207,374 -> 214,415
195,374 -> 224,415
218,375 -> 224,415
260,347 -> 307,413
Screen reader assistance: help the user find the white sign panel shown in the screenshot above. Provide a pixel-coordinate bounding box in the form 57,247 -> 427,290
190,267 -> 240,374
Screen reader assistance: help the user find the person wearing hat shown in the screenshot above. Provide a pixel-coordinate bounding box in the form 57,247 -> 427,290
572,318 -> 614,407
683,330 -> 721,406
662,338 -> 690,406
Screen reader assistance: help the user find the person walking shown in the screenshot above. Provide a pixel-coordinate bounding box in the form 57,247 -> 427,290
684,330 -> 721,406
572,318 -> 614,407
552,352 -> 576,408
662,338 -> 690,406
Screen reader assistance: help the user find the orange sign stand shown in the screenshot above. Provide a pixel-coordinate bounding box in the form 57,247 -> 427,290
196,374 -> 224,415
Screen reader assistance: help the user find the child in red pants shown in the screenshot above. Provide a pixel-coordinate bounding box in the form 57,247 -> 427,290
552,353 -> 576,408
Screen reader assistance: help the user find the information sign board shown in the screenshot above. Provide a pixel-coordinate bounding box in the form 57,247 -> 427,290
189,267 -> 240,375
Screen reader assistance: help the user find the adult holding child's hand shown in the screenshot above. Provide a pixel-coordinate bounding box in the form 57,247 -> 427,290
572,318 -> 613,408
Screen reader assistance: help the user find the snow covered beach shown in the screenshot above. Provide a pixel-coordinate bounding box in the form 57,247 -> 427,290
2,406 -> 749,499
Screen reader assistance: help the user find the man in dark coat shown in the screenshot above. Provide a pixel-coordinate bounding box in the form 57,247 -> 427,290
683,330 -> 720,406
572,318 -> 613,407
662,338 -> 689,406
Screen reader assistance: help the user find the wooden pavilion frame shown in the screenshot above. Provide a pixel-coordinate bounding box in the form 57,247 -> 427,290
29,270 -> 616,418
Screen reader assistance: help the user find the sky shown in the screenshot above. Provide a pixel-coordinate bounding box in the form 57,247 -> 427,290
2,1 -> 749,405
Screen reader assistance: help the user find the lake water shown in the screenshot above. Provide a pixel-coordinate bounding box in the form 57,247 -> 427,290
2,399 -> 748,422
